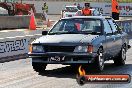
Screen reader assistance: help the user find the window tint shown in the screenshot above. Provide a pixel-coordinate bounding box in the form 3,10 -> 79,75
107,19 -> 118,34
82,20 -> 101,32
65,7 -> 78,12
51,21 -> 63,32
112,20 -> 121,31
103,20 -> 112,35
49,19 -> 102,34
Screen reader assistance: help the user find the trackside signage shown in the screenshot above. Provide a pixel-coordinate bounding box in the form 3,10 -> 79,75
68,2 -> 132,16
0,36 -> 41,59
20,1 -> 132,16
90,3 -> 132,16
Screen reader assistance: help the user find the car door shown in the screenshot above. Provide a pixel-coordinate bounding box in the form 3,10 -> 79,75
103,20 -> 115,59
107,19 -> 122,56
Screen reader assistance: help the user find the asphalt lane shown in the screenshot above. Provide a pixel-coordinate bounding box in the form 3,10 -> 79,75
0,40 -> 131,88
0,15 -> 132,88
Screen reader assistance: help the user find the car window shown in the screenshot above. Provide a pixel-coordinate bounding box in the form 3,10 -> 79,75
103,20 -> 112,35
63,21 -> 77,31
112,20 -> 122,32
82,20 -> 101,32
49,18 -> 102,35
65,7 -> 78,12
107,19 -> 118,34
50,21 -> 63,32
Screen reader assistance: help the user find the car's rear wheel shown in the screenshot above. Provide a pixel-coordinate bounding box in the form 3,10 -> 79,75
93,48 -> 104,72
32,62 -> 47,72
113,46 -> 126,66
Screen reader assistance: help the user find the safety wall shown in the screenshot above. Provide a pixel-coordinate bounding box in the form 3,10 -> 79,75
0,35 -> 41,58
0,29 -> 43,61
20,1 -> 132,16
0,16 -> 30,29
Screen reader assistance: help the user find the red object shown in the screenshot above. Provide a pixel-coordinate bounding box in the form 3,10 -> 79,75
82,9 -> 92,16
0,1 -> 36,15
17,11 -> 23,15
75,23 -> 80,31
29,13 -> 36,30
87,45 -> 93,53
112,0 -> 119,13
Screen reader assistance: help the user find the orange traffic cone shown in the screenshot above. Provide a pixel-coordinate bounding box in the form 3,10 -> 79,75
47,19 -> 51,27
29,13 -> 36,30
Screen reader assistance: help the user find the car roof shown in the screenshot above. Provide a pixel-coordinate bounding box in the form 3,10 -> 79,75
61,16 -> 112,20
65,5 -> 77,7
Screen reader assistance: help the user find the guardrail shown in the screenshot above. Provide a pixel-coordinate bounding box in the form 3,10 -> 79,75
0,16 -> 30,29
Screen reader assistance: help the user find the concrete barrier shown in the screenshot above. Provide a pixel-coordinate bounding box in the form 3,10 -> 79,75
0,29 -> 43,62
116,20 -> 132,38
0,16 -> 30,29
0,35 -> 42,61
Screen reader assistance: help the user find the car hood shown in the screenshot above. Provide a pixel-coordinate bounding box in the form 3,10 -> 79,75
33,34 -> 99,45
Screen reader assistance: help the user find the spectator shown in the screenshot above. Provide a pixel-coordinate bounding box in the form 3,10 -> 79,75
42,2 -> 48,21
81,3 -> 92,16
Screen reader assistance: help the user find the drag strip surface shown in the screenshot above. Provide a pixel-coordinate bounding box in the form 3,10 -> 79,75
0,40 -> 132,88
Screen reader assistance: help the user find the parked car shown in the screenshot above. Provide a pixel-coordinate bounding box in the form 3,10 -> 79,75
28,16 -> 130,72
61,5 -> 79,18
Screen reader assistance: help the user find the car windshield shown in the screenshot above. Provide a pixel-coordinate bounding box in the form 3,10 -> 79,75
65,7 -> 78,12
48,18 -> 102,35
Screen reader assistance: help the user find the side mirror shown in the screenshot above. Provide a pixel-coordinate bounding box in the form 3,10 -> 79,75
42,31 -> 48,35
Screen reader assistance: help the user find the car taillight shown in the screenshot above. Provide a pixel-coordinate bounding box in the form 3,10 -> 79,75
87,45 -> 93,53
29,44 -> 32,53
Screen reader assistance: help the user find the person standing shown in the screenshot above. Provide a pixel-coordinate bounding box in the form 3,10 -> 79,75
42,2 -> 48,13
77,4 -> 81,10
42,2 -> 48,21
81,3 -> 91,16
112,0 -> 119,20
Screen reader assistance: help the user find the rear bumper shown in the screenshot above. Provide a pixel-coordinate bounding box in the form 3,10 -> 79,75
28,52 -> 98,64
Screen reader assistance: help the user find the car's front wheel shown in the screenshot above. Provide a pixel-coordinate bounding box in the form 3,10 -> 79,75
93,48 -> 104,72
32,62 -> 47,72
113,46 -> 126,66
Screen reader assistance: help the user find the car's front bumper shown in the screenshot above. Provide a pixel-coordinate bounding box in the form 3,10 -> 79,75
28,52 -> 98,64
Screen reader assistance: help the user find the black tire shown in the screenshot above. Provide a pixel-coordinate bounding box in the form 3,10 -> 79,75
93,48 -> 104,72
113,46 -> 126,66
32,62 -> 47,72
